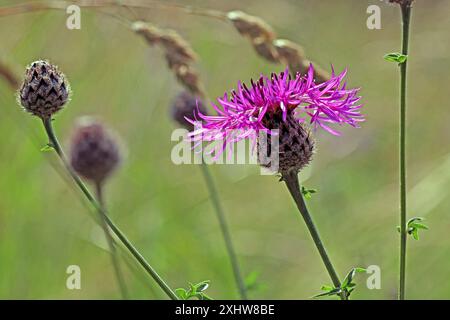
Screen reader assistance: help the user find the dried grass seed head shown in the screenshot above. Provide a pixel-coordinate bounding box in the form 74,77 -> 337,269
132,21 -> 205,97
227,11 -> 276,43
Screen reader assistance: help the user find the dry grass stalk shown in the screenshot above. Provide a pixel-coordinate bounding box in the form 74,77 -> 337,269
0,61 -> 20,89
227,11 -> 330,83
0,2 -> 328,83
132,21 -> 206,98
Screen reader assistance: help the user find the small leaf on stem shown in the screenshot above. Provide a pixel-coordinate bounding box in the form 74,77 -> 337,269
301,186 -> 318,200
176,280 -> 213,300
406,217 -> 429,240
40,143 -> 54,152
384,52 -> 408,64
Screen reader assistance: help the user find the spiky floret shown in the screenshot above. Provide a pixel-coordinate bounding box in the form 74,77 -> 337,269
18,60 -> 70,119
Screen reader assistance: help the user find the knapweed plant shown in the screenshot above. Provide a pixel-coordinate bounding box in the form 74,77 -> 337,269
171,91 -> 247,299
187,65 -> 364,299
17,60 -> 178,300
383,0 -> 427,300
0,0 -> 431,300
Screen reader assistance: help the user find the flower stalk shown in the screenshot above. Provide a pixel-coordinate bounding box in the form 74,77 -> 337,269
199,161 -> 247,300
399,3 -> 412,301
42,118 -> 179,300
282,169 -> 346,300
171,91 -> 247,299
94,181 -> 129,299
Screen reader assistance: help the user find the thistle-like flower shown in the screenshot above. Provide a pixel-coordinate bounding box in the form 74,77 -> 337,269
170,91 -> 207,130
69,117 -> 121,185
18,60 -> 70,119
187,65 -> 363,172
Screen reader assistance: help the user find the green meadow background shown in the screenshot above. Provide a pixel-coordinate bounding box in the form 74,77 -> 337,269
0,0 -> 449,299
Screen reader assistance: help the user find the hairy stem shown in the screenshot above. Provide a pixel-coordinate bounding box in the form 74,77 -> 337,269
95,182 -> 129,299
199,161 -> 247,300
399,3 -> 411,301
282,170 -> 345,300
42,117 -> 178,300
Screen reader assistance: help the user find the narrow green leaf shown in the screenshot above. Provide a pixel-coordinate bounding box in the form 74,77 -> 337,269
410,222 -> 428,230
384,52 -> 408,63
176,288 -> 188,300
301,186 -> 317,200
321,285 -> 334,291
188,283 -> 196,294
195,281 -> 210,292
312,288 -> 341,299
41,144 -> 54,152
245,271 -> 260,290
342,269 -> 356,288
407,217 -> 425,225
200,293 -> 213,300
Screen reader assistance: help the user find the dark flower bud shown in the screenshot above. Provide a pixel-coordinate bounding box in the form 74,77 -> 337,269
170,91 -> 207,130
259,112 -> 314,175
18,60 -> 70,119
70,118 -> 121,184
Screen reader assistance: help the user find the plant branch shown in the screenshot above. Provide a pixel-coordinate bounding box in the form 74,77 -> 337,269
95,182 -> 129,299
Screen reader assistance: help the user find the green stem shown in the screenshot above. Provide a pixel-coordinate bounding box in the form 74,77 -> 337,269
42,118 -> 178,300
399,3 -> 412,301
95,182 -> 129,299
282,170 -> 346,300
199,161 -> 247,300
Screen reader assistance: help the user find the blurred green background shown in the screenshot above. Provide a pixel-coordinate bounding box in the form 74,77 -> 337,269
0,0 -> 449,299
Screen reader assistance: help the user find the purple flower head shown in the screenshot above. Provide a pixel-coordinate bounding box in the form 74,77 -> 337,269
187,64 -> 363,156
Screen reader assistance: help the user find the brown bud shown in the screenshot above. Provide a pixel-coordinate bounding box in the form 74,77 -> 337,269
259,112 -> 314,175
170,91 -> 207,130
18,60 -> 70,119
70,118 -> 121,184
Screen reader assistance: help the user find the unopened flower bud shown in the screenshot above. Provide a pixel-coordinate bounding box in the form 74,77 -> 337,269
70,118 -> 121,184
259,112 -> 314,175
18,60 -> 70,119
170,91 -> 207,130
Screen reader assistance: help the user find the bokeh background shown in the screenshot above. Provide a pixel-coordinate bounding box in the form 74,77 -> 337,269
0,0 -> 449,299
